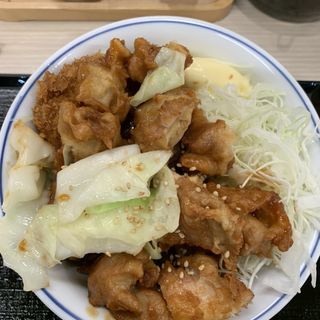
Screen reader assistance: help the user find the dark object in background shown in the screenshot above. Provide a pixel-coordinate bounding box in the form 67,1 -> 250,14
250,0 -> 320,22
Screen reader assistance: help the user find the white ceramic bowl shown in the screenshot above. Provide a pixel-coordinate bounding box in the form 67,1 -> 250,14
1,16 -> 319,320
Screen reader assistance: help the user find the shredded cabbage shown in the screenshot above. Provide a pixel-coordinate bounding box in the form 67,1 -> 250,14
197,83 -> 320,294
130,47 -> 186,106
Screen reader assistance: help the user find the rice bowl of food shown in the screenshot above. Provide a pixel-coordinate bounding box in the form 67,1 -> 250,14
0,16 -> 319,320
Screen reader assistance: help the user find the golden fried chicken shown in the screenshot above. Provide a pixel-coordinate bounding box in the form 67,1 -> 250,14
105,38 -> 131,88
160,175 -> 244,269
128,38 -> 193,83
111,289 -> 172,320
180,108 -> 236,176
33,101 -> 62,149
76,62 -> 130,121
207,182 -> 293,256
34,41 -> 131,152
132,87 -> 198,152
58,101 -> 122,161
159,253 -> 253,320
128,37 -> 160,83
160,175 -> 293,270
88,251 -> 160,314
33,53 -> 106,148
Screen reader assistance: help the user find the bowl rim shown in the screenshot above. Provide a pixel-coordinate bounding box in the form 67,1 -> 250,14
0,15 -> 319,320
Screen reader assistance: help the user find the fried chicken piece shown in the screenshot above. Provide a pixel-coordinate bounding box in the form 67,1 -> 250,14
128,37 -> 160,83
112,289 -> 172,320
88,251 -> 160,314
128,38 -> 193,83
105,38 -> 131,88
207,182 -> 293,256
160,175 -> 244,269
132,87 -> 198,152
78,40 -> 131,120
180,108 -> 236,176
160,175 -> 293,269
76,62 -> 130,121
34,46 -> 131,149
38,53 -> 106,103
88,253 -> 143,313
159,253 -> 253,320
58,101 -> 122,161
33,101 -> 62,149
33,53 -> 106,147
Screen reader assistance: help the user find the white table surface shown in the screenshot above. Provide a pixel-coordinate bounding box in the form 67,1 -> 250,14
0,0 -> 319,80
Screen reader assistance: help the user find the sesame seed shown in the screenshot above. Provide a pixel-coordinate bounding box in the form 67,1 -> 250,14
179,233 -> 185,239
188,270 -> 195,276
168,267 -> 172,273
171,167 -> 176,172
202,183 -> 207,188
224,251 -> 230,258
164,181 -> 168,186
176,163 -> 182,168
189,166 -> 197,171
105,252 -> 111,257
170,254 -> 174,261
195,187 -> 201,193
179,271 -> 184,279
177,261 -> 181,266
213,191 -> 219,197
113,216 -> 120,225
222,196 -> 227,201
205,206 -> 210,210
236,207 -> 241,211
175,229 -> 181,233
175,184 -> 180,189
135,162 -> 145,171
184,260 -> 189,268
198,264 -> 205,271
161,263 -> 165,269
58,193 -> 70,202
216,184 -> 221,189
